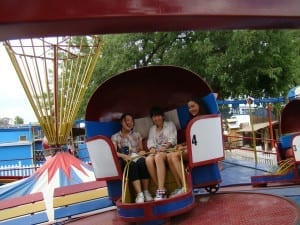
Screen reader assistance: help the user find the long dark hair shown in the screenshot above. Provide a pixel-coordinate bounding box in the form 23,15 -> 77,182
187,98 -> 205,120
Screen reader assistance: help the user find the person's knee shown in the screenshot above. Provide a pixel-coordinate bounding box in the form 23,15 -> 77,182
167,153 -> 178,162
145,156 -> 153,164
167,152 -> 173,160
167,155 -> 172,164
155,154 -> 164,162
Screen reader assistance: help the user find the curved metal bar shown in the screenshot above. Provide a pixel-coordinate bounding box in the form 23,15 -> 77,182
1,0 -> 300,40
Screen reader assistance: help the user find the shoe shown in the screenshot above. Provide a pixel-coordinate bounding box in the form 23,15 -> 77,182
135,192 -> 145,203
169,188 -> 184,197
154,189 -> 167,201
143,190 -> 153,202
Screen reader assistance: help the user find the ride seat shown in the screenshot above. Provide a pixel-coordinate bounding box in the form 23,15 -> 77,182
278,132 -> 300,160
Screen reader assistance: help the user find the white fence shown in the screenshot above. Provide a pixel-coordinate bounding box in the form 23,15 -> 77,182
225,148 -> 278,166
0,159 -> 91,178
0,162 -> 43,177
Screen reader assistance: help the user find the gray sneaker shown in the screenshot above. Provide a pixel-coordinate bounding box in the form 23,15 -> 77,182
169,188 -> 184,197
135,192 -> 145,203
143,190 -> 153,202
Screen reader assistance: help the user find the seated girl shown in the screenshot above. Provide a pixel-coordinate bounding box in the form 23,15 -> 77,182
111,113 -> 153,203
146,107 -> 177,200
167,98 -> 203,197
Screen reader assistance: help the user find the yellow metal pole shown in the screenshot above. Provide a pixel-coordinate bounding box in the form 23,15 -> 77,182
248,98 -> 257,163
179,150 -> 187,192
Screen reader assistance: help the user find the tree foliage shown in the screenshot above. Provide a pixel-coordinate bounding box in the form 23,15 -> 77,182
14,116 -> 24,125
0,117 -> 10,127
77,30 -> 300,119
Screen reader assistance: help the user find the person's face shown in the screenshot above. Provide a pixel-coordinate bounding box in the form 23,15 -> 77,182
152,114 -> 164,128
121,115 -> 134,131
188,100 -> 200,117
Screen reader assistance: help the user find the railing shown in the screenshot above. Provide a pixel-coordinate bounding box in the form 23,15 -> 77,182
0,162 -> 43,178
225,148 -> 278,166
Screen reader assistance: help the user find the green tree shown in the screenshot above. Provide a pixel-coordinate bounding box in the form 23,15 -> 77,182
76,30 -> 300,119
14,116 -> 24,125
220,30 -> 297,98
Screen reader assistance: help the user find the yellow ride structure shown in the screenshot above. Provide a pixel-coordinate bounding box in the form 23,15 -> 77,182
4,36 -> 102,147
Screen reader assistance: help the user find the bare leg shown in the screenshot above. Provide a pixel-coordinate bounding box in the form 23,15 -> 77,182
155,152 -> 167,190
141,178 -> 150,190
131,180 -> 142,194
167,152 -> 182,188
173,150 -> 188,188
146,155 -> 158,186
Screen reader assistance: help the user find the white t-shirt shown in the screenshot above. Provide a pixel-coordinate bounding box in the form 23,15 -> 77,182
147,121 -> 177,149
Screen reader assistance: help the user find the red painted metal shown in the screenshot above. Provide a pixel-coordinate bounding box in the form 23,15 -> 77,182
186,114 -> 224,168
86,135 -> 123,181
85,65 -> 212,121
116,189 -> 195,222
53,180 -> 106,197
280,99 -> 300,135
267,104 -> 275,148
54,44 -> 59,146
0,0 -> 300,40
0,192 -> 43,210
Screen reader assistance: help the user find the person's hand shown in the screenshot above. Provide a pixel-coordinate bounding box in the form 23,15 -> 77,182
149,148 -> 156,154
138,150 -> 146,156
178,145 -> 187,151
180,142 -> 187,147
158,146 -> 166,152
124,155 -> 132,161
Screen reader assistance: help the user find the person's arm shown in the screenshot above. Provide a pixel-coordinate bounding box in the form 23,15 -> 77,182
111,134 -> 118,152
136,132 -> 146,155
147,126 -> 157,154
118,152 -> 131,161
166,121 -> 177,147
112,134 -> 131,161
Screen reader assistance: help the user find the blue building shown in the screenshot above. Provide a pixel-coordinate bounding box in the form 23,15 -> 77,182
73,120 -> 90,163
0,124 -> 44,180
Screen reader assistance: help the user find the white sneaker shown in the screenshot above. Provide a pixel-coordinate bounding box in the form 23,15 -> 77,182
169,188 -> 184,197
135,192 -> 145,203
143,190 -> 153,202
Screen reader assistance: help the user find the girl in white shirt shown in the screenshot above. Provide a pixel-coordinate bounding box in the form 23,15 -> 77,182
146,107 -> 177,200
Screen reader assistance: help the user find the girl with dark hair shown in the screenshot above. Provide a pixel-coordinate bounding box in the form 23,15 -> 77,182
187,98 -> 204,119
111,113 -> 153,203
167,99 -> 203,197
146,107 -> 177,200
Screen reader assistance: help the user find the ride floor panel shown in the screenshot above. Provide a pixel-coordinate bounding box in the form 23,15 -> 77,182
60,158 -> 300,224
64,192 -> 300,225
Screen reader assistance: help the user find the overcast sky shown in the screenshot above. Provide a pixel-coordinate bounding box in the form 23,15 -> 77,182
0,43 -> 37,124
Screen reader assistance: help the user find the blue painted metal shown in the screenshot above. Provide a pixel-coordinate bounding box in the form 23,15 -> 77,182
117,205 -> 145,218
0,211 -> 48,225
251,171 -> 295,184
54,197 -> 114,219
0,125 -> 43,166
191,163 -> 221,187
152,195 -> 194,216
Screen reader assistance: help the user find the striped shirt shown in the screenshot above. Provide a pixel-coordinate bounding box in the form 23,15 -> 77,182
111,130 -> 142,154
147,121 -> 177,149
